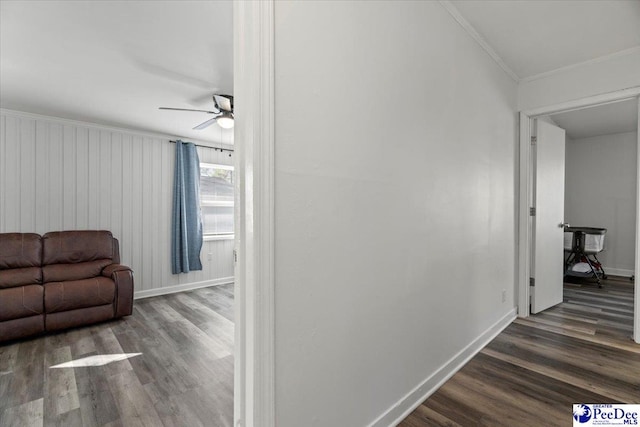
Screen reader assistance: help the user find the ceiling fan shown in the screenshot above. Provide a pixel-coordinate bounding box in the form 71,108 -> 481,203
159,94 -> 234,129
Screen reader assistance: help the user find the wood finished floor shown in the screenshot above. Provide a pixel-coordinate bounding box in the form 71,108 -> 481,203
401,276 -> 639,427
0,284 -> 234,427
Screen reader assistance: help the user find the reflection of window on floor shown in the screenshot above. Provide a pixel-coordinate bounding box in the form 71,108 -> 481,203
50,353 -> 142,368
200,162 -> 234,236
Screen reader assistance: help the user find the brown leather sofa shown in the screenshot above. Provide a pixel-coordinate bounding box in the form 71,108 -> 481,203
0,230 -> 133,342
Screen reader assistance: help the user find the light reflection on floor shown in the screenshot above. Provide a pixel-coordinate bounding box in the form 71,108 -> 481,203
49,353 -> 142,368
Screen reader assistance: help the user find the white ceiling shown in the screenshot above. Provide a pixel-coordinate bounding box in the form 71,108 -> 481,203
0,0 -> 233,144
550,99 -> 638,140
1,1 -> 639,142
450,0 -> 640,79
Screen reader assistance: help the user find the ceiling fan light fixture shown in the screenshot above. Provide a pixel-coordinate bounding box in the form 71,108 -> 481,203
217,112 -> 234,129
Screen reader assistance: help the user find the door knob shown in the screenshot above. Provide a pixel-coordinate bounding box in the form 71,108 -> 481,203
559,222 -> 570,228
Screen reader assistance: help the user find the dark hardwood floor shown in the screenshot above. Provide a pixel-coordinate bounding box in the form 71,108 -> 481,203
2,278 -> 636,426
401,276 -> 639,427
0,284 -> 234,427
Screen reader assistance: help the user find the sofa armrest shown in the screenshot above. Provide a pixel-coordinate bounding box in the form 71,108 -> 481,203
102,264 -> 134,317
102,264 -> 131,277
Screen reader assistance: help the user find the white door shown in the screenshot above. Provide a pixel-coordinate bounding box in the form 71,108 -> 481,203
532,120 -> 566,314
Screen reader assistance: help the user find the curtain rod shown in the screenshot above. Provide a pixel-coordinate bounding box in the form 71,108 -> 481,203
169,140 -> 234,153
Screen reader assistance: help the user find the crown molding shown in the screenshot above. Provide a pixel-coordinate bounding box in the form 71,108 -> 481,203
438,0 -> 520,83
520,46 -> 640,84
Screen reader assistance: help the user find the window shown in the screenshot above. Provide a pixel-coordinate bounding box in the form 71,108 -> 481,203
200,163 -> 234,236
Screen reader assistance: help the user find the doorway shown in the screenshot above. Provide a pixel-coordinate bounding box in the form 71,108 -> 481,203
528,100 -> 638,344
517,89 -> 640,344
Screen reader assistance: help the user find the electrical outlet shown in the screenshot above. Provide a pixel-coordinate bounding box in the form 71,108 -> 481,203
207,253 -> 213,261
501,289 -> 507,303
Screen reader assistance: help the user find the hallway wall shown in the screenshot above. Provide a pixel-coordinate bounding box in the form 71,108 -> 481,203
273,2 -> 518,426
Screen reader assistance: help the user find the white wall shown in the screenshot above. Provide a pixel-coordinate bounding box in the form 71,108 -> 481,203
518,49 -> 640,111
274,2 -> 517,426
565,131 -> 637,276
0,109 -> 234,298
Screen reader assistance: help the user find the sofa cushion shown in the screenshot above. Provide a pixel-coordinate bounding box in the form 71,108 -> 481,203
0,233 -> 42,288
0,315 -> 45,342
0,267 -> 42,289
44,277 -> 116,313
0,285 -> 44,322
43,259 -> 113,283
43,230 -> 115,265
0,233 -> 42,269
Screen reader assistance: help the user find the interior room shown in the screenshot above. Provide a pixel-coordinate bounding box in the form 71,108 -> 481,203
557,100 -> 638,280
1,1 -> 639,427
1,1 -> 236,426
527,99 -> 638,344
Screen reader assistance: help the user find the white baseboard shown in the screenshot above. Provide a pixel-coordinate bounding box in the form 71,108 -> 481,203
134,276 -> 234,299
369,308 -> 517,427
603,267 -> 635,278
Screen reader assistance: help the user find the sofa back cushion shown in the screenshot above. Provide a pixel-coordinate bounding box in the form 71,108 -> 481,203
44,259 -> 114,282
0,233 -> 42,289
42,231 -> 116,282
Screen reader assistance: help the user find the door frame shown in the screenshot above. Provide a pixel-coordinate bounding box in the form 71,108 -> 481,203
516,86 -> 640,344
234,1 -> 276,426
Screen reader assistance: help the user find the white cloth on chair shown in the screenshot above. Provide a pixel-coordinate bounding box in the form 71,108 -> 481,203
572,262 -> 592,273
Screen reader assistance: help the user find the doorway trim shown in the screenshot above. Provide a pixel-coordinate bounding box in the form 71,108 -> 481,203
636,96 -> 640,344
234,1 -> 276,426
517,86 -> 640,344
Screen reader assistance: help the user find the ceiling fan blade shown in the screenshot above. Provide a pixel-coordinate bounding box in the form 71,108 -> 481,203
159,107 -> 217,114
193,116 -> 219,130
213,94 -> 233,112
